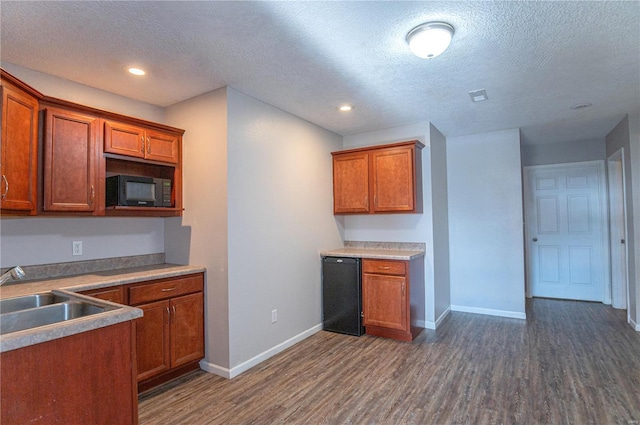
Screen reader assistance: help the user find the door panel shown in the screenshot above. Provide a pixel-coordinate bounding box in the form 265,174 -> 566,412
525,162 -> 606,301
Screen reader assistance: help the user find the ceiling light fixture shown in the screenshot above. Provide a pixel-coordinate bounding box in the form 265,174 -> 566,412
406,22 -> 454,59
338,105 -> 354,112
128,67 -> 146,76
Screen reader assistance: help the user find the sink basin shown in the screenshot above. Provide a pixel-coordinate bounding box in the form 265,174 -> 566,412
0,293 -> 70,314
0,301 -> 112,335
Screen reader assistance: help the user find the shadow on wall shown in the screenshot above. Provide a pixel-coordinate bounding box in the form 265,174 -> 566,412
164,217 -> 192,265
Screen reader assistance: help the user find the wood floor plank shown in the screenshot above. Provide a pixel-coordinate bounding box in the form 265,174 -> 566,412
139,299 -> 640,424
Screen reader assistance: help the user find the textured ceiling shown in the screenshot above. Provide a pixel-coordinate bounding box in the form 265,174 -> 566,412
1,1 -> 639,145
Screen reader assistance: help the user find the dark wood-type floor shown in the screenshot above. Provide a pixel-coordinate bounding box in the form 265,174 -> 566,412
139,299 -> 640,425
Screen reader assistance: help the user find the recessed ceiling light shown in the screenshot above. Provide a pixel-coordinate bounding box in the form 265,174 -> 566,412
468,89 -> 488,102
338,105 -> 354,112
571,103 -> 592,110
128,67 -> 146,76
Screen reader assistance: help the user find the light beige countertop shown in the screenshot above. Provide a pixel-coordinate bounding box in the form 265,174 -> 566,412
0,263 -> 205,353
320,241 -> 426,261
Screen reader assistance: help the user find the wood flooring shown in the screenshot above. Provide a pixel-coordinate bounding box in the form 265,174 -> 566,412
138,298 -> 640,424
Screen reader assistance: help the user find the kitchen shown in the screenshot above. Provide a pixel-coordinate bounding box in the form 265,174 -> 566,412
1,1 -> 640,424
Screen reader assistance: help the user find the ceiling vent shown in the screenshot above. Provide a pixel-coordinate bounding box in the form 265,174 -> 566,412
469,89 -> 488,103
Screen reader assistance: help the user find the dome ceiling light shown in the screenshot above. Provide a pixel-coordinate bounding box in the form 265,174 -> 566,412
406,22 -> 454,59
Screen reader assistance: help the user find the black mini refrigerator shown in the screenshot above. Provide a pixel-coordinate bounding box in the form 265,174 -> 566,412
322,257 -> 364,336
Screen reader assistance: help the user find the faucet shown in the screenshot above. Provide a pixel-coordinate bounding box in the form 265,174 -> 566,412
0,266 -> 26,286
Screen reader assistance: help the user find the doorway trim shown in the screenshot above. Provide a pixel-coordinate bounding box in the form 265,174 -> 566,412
607,148 -> 630,318
523,160 -> 611,302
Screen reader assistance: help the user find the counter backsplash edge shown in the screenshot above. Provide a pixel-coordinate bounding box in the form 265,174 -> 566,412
343,241 -> 426,251
1,253 -> 166,282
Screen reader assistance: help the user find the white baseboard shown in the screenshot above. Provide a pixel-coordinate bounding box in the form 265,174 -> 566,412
450,304 -> 526,320
629,317 -> 640,332
200,323 -> 323,379
417,307 -> 451,330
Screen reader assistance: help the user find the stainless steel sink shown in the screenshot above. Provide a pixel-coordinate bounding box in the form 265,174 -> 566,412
0,301 -> 113,335
0,293 -> 71,314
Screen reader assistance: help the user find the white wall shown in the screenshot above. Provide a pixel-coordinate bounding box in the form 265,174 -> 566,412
0,63 -> 167,269
226,88 -> 343,370
605,115 -> 638,330
631,113 -> 640,330
164,88 -> 231,369
447,129 -> 526,318
521,138 -> 606,166
429,124 -> 450,323
0,217 -> 164,267
342,122 -> 438,326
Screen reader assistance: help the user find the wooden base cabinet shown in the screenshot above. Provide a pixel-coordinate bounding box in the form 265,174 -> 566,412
362,258 -> 424,342
0,321 -> 138,425
126,273 -> 204,391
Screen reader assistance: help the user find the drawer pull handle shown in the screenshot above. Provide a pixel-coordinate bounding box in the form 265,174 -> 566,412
378,266 -> 391,270
161,287 -> 177,292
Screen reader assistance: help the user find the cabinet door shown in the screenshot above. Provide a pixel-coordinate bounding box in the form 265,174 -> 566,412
371,145 -> 415,213
333,151 -> 370,214
135,300 -> 170,381
0,82 -> 38,213
170,292 -> 204,368
43,107 -> 99,212
104,120 -> 145,159
363,273 -> 408,332
144,129 -> 178,164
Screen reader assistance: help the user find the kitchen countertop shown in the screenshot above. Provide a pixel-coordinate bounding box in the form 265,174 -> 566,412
320,241 -> 426,261
0,263 -> 205,353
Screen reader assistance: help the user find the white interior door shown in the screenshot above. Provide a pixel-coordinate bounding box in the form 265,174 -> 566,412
607,149 -> 628,310
524,162 -> 608,302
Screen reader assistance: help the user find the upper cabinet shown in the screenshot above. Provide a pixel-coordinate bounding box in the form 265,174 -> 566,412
332,140 -> 424,215
104,120 -> 179,165
43,107 -> 100,213
0,72 -> 40,215
0,68 -> 185,218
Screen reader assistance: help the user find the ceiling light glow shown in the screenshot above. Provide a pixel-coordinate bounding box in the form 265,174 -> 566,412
338,105 -> 354,112
128,67 -> 146,76
406,22 -> 454,59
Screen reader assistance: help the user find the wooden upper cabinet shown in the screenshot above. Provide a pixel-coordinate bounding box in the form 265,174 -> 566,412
333,151 -> 369,214
332,140 -> 423,215
105,120 -> 179,165
0,77 -> 39,214
43,107 -> 99,213
104,120 -> 145,159
145,129 -> 179,164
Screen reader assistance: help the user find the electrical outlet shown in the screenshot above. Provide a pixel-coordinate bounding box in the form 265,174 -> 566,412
72,241 -> 83,256
271,309 -> 277,323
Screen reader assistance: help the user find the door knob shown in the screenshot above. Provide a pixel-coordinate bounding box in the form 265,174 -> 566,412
532,238 -> 538,242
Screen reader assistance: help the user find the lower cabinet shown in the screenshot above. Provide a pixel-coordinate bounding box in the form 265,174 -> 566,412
78,273 -> 204,391
1,321 -> 138,425
126,273 -> 204,391
362,258 -> 424,342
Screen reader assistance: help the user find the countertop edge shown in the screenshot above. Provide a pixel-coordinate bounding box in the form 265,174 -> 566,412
320,249 -> 425,261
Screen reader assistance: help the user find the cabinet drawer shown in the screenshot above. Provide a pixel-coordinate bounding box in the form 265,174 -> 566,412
128,274 -> 203,305
363,259 -> 406,276
80,286 -> 124,304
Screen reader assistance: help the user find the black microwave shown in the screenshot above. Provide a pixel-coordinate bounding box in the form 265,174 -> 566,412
106,175 -> 172,207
